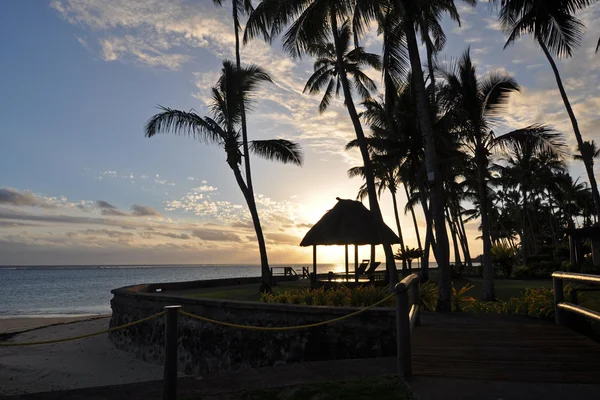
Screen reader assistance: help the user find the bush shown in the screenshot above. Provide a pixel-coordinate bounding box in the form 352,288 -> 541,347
260,285 -> 395,308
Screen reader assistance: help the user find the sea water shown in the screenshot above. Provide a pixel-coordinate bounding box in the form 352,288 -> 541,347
0,264 -> 322,317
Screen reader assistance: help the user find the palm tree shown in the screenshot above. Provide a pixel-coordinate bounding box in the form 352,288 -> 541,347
496,134 -> 566,262
348,157 -> 409,274
246,1 -> 399,284
495,0 -> 600,218
213,0 -> 260,213
574,140 -> 600,166
303,21 -> 382,113
439,48 -> 565,300
145,61 -> 303,291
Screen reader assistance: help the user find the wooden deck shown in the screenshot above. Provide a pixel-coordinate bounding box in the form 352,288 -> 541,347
412,312 -> 600,383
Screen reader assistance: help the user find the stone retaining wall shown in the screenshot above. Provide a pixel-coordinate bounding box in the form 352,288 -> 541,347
109,280 -> 396,376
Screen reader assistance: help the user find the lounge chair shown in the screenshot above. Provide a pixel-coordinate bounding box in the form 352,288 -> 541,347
356,259 -> 370,274
365,261 -> 381,275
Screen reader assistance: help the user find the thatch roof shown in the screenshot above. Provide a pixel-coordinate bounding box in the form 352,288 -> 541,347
300,198 -> 401,246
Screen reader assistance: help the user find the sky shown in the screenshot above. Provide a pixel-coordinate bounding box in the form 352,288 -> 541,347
0,0 -> 599,266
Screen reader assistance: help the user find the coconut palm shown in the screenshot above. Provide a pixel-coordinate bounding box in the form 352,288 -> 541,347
213,0 -> 261,210
145,61 -> 303,291
574,140 -> 600,166
246,1 -> 399,284
439,48 -> 565,300
495,0 -> 600,217
348,155 -> 409,274
303,21 -> 382,113
496,136 -> 567,262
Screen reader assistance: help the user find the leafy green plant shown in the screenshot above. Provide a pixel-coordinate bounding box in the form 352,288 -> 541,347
419,281 -> 438,311
452,283 -> 475,312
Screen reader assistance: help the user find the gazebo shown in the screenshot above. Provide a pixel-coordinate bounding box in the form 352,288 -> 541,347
299,197 -> 400,284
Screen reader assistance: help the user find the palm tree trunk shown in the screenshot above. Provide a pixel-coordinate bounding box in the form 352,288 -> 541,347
331,12 -> 397,285
539,39 -> 600,218
404,183 -> 423,250
422,21 -> 436,100
446,207 -> 462,269
230,162 -> 270,291
452,203 -> 473,270
391,189 -> 408,274
403,15 -> 451,311
476,139 -> 495,301
521,186 -> 529,264
233,9 -> 269,286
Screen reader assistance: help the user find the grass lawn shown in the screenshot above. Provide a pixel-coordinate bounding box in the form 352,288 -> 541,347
186,280 -> 310,302
185,377 -> 414,400
455,276 -> 552,301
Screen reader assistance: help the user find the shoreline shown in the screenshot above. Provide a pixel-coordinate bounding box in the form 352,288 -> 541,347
0,314 -> 111,336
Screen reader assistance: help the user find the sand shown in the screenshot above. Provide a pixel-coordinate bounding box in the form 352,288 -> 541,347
0,316 -> 169,396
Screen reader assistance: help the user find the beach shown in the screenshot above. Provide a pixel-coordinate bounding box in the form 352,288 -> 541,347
0,316 -> 168,396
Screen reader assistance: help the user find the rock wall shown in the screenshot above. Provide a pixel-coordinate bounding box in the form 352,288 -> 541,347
109,282 -> 396,376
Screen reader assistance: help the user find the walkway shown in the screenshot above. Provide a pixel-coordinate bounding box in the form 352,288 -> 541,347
412,312 -> 600,383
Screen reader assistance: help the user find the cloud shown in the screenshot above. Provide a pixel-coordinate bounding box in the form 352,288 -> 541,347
192,229 -> 241,242
265,232 -> 301,245
0,188 -> 55,208
51,0 -> 233,70
77,229 -> 135,239
139,231 -> 191,240
96,200 -> 118,209
131,204 -> 161,217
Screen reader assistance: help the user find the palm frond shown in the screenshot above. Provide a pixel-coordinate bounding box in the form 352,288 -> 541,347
145,106 -> 225,144
249,139 -> 303,165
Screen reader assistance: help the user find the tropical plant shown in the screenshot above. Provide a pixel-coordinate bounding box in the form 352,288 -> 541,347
438,48 -> 565,300
574,140 -> 600,166
491,243 -> 516,277
394,246 -> 424,271
494,0 -> 600,217
145,61 -> 302,292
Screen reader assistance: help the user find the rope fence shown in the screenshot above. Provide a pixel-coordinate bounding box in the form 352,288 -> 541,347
0,311 -> 166,347
178,293 -> 395,331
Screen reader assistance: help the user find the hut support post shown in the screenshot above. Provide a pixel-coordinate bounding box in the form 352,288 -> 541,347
354,245 -> 358,283
312,245 -> 317,288
345,244 -> 349,281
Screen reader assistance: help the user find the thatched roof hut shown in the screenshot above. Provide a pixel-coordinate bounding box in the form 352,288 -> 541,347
300,198 -> 400,246
300,198 -> 400,285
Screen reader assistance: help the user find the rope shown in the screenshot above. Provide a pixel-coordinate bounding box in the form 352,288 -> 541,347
0,311 -> 166,347
179,293 -> 395,331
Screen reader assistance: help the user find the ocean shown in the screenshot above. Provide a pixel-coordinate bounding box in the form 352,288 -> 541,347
0,264 -> 331,318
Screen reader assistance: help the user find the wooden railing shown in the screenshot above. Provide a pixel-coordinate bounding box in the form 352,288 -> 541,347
395,273 -> 420,378
552,271 -> 600,325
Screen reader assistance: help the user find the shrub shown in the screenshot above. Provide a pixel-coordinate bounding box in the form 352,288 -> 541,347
419,281 -> 438,311
452,283 -> 475,312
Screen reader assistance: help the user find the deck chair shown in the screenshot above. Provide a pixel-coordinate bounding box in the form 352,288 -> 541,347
365,261 -> 381,275
356,259 -> 370,275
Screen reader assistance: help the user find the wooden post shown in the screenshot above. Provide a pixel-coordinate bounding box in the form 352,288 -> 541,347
553,277 -> 564,325
395,285 -> 411,378
345,244 -> 349,282
570,289 -> 579,305
312,245 -> 317,288
410,279 -> 420,326
163,305 -> 181,400
354,245 -> 359,283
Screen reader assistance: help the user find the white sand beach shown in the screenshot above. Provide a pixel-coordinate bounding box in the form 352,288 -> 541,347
0,316 -> 167,395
